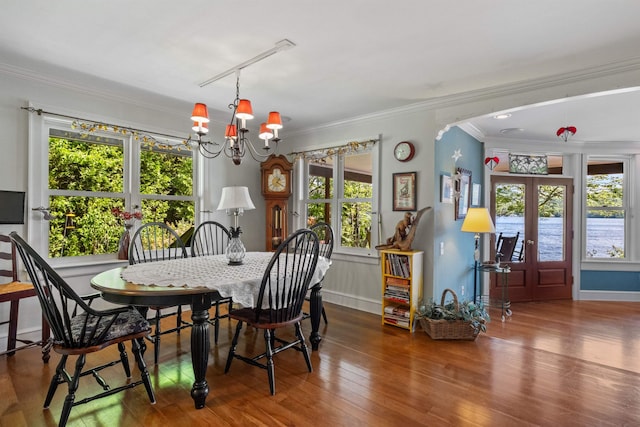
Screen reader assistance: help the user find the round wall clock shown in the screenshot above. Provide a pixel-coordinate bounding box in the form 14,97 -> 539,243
394,141 -> 415,162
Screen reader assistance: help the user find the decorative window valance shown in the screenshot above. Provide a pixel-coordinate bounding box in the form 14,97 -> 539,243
289,138 -> 378,164
22,106 -> 191,153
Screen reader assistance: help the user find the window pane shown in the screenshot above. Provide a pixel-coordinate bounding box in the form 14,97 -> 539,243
586,211 -> 624,258
140,147 -> 193,196
495,183 -> 525,262
341,202 -> 371,248
307,202 -> 331,227
586,160 -> 624,259
309,161 -> 333,199
586,172 -> 623,208
48,196 -> 124,258
538,184 -> 565,262
343,152 -> 372,198
141,199 -> 194,240
49,131 -> 123,192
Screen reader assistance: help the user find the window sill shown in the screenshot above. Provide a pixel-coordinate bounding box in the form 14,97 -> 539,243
581,259 -> 640,271
331,250 -> 380,265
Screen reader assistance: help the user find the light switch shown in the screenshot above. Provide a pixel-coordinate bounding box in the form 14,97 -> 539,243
440,241 -> 444,255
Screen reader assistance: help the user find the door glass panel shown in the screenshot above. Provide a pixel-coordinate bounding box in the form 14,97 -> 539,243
537,184 -> 565,262
494,183 -> 525,263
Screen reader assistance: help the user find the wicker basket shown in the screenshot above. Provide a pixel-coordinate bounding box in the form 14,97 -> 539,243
419,288 -> 481,341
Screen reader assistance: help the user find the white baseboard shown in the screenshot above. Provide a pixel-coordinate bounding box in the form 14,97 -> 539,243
0,328 -> 44,351
321,289 -> 381,315
578,290 -> 640,301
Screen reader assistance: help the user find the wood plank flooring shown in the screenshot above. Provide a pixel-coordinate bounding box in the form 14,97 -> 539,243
1,300 -> 639,426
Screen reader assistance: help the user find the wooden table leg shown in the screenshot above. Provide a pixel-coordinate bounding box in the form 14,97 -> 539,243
190,294 -> 211,409
309,282 -> 323,351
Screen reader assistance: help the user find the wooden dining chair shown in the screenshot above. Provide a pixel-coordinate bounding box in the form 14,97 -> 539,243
224,228 -> 320,395
496,231 -> 520,262
304,222 -> 334,324
191,220 -> 233,344
0,233 -> 51,362
9,232 -> 155,427
129,222 -> 189,364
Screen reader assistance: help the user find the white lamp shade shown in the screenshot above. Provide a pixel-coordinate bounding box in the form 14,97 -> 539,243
217,186 -> 256,211
461,207 -> 496,233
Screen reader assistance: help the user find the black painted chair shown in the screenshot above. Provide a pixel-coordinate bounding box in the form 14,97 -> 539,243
9,232 -> 155,427
224,229 -> 319,395
129,222 -> 189,364
304,222 -> 334,324
496,231 -> 520,262
191,220 -> 233,343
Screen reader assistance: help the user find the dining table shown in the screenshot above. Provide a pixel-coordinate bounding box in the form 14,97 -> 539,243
90,251 -> 330,409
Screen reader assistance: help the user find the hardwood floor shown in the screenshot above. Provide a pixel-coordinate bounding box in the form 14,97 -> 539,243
1,300 -> 639,426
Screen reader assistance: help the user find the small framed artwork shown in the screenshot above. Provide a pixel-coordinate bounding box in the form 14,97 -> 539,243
440,174 -> 453,204
455,168 -> 471,220
393,172 -> 416,211
471,183 -> 481,206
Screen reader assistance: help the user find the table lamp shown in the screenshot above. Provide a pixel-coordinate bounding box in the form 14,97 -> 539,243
461,207 -> 496,301
217,186 -> 255,265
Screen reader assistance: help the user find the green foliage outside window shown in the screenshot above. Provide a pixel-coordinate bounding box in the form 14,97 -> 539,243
48,135 -> 194,258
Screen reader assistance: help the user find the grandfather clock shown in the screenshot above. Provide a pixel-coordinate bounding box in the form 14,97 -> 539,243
261,154 -> 293,251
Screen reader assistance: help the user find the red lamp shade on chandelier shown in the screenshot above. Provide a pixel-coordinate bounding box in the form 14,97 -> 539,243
556,126 -> 577,142
187,70 -> 284,164
191,103 -> 209,124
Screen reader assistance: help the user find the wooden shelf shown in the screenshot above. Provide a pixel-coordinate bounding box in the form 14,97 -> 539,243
379,249 -> 423,332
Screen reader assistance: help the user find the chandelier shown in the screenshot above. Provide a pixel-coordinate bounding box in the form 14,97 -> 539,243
190,71 -> 283,165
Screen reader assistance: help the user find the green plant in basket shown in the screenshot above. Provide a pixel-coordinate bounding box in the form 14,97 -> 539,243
416,290 -> 490,334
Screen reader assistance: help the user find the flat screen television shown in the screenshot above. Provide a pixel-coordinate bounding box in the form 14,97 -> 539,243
0,190 -> 26,224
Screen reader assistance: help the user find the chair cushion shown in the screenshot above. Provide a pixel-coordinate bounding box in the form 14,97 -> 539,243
69,309 -> 150,345
229,307 -> 303,328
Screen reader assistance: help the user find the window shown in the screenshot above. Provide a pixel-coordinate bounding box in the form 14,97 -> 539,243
30,114 -> 196,260
298,141 -> 379,256
585,157 -> 627,259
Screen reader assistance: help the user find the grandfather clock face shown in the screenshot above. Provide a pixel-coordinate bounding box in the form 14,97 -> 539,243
267,168 -> 287,193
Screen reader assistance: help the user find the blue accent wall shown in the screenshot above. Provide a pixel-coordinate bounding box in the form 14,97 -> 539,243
581,270 -> 640,291
433,126 -> 484,302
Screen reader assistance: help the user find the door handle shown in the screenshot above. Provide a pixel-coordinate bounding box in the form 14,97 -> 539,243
527,239 -> 535,245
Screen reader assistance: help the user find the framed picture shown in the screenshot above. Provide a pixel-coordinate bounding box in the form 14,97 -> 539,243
440,174 -> 453,204
471,183 -> 481,206
455,168 -> 471,220
393,172 -> 416,211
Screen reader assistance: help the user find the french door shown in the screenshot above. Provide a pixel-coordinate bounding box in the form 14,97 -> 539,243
489,176 -> 573,302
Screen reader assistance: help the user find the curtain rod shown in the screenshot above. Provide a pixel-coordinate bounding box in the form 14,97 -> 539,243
21,106 -> 187,142
288,138 -> 379,159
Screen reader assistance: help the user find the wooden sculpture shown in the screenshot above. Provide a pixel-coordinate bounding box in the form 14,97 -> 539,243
375,206 -> 431,251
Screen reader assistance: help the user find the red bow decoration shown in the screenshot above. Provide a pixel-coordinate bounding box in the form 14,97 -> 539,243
484,156 -> 499,170
556,126 -> 577,142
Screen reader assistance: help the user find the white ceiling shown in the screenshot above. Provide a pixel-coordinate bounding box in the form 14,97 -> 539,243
3,1 -> 640,141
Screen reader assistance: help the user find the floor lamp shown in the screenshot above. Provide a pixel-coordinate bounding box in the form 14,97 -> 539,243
461,207 -> 496,302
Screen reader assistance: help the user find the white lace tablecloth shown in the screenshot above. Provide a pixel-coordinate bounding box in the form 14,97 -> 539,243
121,252 -> 330,308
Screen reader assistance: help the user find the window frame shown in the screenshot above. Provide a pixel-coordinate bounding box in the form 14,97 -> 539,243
28,108 -> 199,266
294,140 -> 379,260
582,155 -> 630,262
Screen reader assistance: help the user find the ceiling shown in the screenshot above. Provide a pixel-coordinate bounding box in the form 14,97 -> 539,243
3,1 -> 640,142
